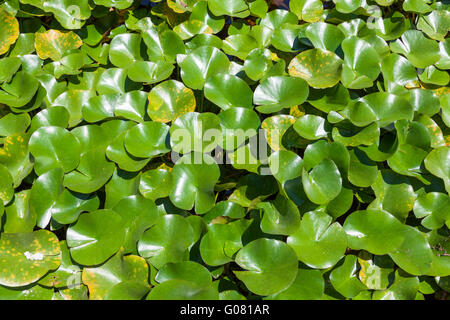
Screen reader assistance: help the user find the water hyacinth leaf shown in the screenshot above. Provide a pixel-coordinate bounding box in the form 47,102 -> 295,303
372,270 -> 419,300
0,230 -> 60,287
417,9 -> 450,41
243,48 -> 273,81
203,201 -> 246,223
403,0 -> 432,13
419,65 -> 450,86
287,210 -> 347,269
234,239 -> 298,296
66,209 -> 126,266
190,1 -> 225,34
0,57 -> 21,84
373,12 -> 411,41
254,76 -> 309,114
348,148 -> 378,188
0,71 -> 40,109
38,240 -> 81,289
138,214 -> 195,269
289,48 -> 343,88
381,53 -> 418,92
93,0 -> 133,10
358,251 -> 395,290
29,107 -> 70,132
204,73 -> 253,110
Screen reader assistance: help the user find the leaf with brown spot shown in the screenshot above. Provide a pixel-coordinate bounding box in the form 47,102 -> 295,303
0,8 -> 19,55
35,29 -> 82,61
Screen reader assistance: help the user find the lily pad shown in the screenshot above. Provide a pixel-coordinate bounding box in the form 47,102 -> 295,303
234,238 -> 298,296
0,230 -> 60,287
289,48 -> 343,88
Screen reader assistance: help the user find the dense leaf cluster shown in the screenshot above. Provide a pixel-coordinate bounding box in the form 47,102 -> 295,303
0,0 -> 449,300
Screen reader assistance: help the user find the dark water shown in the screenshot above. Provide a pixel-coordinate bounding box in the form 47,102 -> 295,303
272,0 -> 290,10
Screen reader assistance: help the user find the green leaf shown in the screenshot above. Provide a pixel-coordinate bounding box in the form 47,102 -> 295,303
67,209 -> 126,266
254,76 -> 309,114
138,214 -> 195,269
302,159 -> 342,205
124,121 -> 170,159
207,0 -> 249,18
258,194 -> 301,236
330,255 -> 367,298
112,195 -> 158,254
29,126 -> 81,175
35,30 -> 82,61
234,238 -> 298,296
179,45 -> 230,90
287,209 -> 347,269
266,268 -> 324,300
147,279 -> 219,300
82,249 -> 149,300
390,30 -> 440,69
0,230 -> 60,287
289,48 -> 343,88
343,209 -> 406,255
169,153 -> 220,214
204,73 -> 253,110
424,147 -> 450,193
0,7 -> 19,55
290,0 -> 323,22
170,112 -> 221,154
